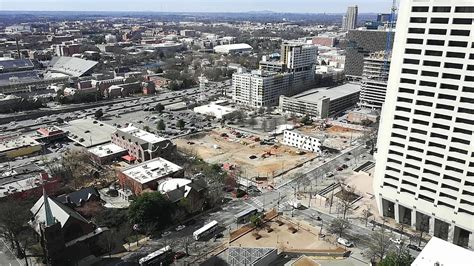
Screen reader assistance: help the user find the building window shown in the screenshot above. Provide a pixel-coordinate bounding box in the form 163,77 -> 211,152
407,38 -> 424,44
425,50 -> 443,56
455,6 -> 474,13
427,39 -> 445,46
423,60 -> 441,67
412,6 -> 429,12
428,28 -> 447,35
408,27 -> 425,34
448,41 -> 468,47
450,29 -> 470,36
421,70 -> 438,77
405,48 -> 422,55
440,83 -> 459,91
404,58 -> 420,65
430,17 -> 449,24
411,17 -> 427,23
453,18 -> 473,24
433,6 -> 451,12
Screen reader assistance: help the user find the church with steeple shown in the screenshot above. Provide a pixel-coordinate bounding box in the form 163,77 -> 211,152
29,189 -> 106,265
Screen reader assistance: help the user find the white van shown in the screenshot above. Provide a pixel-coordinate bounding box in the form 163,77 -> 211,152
337,237 -> 353,247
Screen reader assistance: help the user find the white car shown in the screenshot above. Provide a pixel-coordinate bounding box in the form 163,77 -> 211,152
390,238 -> 402,245
161,231 -> 172,237
337,237 -> 354,247
175,225 -> 186,231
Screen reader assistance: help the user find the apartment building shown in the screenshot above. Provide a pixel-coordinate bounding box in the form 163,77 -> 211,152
360,51 -> 391,109
232,70 -> 292,107
373,0 -> 474,248
343,5 -> 358,31
233,42 -> 317,108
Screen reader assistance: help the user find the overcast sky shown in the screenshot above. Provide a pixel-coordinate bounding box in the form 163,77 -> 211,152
1,0 -> 392,13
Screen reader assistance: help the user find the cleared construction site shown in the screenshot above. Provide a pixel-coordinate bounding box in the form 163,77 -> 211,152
175,122 -> 366,181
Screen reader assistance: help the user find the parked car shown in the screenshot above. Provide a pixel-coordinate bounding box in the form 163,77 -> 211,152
407,244 -> 422,252
174,251 -> 187,260
175,225 -> 186,231
161,231 -> 171,237
337,237 -> 353,247
390,238 -> 402,245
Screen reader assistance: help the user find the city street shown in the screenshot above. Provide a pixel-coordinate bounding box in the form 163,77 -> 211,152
0,239 -> 22,266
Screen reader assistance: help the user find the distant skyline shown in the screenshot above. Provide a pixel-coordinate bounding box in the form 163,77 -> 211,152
1,0 -> 392,13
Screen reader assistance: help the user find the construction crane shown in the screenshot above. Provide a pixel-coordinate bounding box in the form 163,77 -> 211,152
383,0 -> 397,79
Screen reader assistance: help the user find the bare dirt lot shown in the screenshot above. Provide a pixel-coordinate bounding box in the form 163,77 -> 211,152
175,128 -> 318,179
230,217 -> 340,252
298,125 -> 366,150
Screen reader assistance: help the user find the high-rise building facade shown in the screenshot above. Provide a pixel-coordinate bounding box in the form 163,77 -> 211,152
373,0 -> 474,249
343,5 -> 358,31
360,51 -> 390,109
344,29 -> 395,79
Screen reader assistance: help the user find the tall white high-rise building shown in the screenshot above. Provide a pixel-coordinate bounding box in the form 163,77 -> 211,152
373,0 -> 474,249
343,5 -> 358,30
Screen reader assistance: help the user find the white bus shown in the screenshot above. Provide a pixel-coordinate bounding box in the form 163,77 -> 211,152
235,207 -> 258,224
139,245 -> 172,266
193,220 -> 218,240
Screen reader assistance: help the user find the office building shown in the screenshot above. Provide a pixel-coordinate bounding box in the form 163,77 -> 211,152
343,5 -> 358,31
279,83 -> 360,119
111,125 -> 176,163
373,0 -> 474,249
344,29 -> 394,79
360,51 -> 390,109
377,13 -> 392,23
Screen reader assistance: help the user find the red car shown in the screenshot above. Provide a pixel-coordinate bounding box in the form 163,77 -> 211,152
174,251 -> 187,260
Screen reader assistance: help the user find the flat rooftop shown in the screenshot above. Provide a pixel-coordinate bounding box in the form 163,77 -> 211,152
122,157 -> 182,184
0,135 -> 41,152
118,125 -> 166,144
88,143 -> 127,158
291,83 -> 360,103
62,118 -> 116,148
412,237 -> 474,266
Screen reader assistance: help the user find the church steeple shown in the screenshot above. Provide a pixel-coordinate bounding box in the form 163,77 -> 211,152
42,187 -> 55,226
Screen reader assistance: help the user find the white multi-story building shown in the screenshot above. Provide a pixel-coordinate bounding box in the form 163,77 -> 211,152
343,5 -> 358,31
283,130 -> 322,153
373,0 -> 474,249
360,51 -> 391,109
232,69 -> 292,107
234,42 -> 317,108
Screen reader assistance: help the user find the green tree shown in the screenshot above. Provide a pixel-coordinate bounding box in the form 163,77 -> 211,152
327,217 -> 351,237
250,214 -> 263,228
143,125 -> 150,132
379,250 -> 414,266
128,192 -> 174,230
154,103 -> 165,113
300,115 -> 312,125
157,119 -> 166,131
177,119 -> 186,130
94,109 -> 104,119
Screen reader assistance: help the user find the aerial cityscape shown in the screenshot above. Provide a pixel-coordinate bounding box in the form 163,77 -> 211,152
0,0 -> 472,265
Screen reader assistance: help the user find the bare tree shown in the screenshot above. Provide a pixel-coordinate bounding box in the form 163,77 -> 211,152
361,205 -> 373,227
365,228 -> 394,262
337,186 -> 356,219
327,218 -> 351,237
